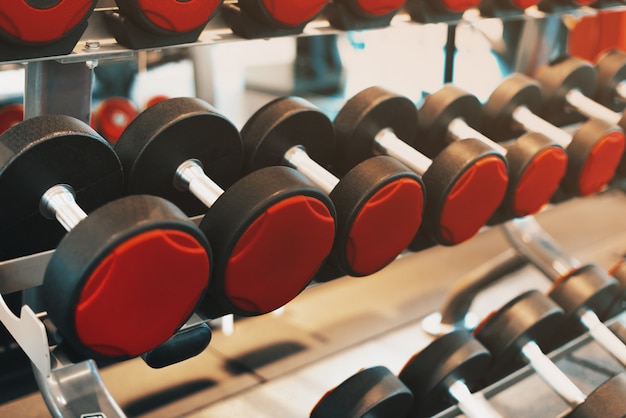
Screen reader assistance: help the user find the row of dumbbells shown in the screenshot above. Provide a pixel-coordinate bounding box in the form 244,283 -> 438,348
312,275 -> 626,417
5,54 -> 626,366
0,0 -> 614,62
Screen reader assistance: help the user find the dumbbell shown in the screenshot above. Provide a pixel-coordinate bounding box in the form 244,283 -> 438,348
310,366 -> 413,418
0,103 -> 23,135
481,73 -> 625,197
418,85 -> 568,221
475,290 -> 626,417
114,97 -> 337,318
503,217 -> 626,362
324,0 -> 406,30
91,97 -> 139,144
108,0 -> 222,48
222,0 -> 329,38
333,86 -> 509,247
0,115 -> 212,360
0,1 -> 98,60
478,0 -> 539,18
398,330 -> 503,418
241,97 -> 425,277
594,49 -> 626,112
538,0 -> 598,13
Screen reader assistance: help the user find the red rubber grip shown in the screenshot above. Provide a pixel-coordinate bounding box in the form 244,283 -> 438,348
75,229 -> 210,357
0,104 -> 23,135
354,0 -> 406,16
347,178 -> 424,276
224,195 -> 335,314
440,0 -> 480,12
440,156 -> 508,244
135,0 -> 220,32
92,98 -> 138,144
0,1 -> 92,43
261,0 -> 329,26
578,130 -> 625,196
513,146 -> 567,216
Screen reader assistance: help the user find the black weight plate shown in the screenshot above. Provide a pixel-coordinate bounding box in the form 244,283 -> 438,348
333,86 -> 418,175
482,73 -> 543,141
595,49 -> 626,111
311,366 -> 413,418
114,97 -> 244,217
0,115 -> 123,260
398,329 -> 492,417
566,373 -> 626,418
417,84 -> 483,158
240,96 -> 335,172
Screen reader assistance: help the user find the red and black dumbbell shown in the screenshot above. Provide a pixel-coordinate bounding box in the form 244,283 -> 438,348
0,103 -> 24,135
333,86 -> 509,249
241,96 -> 425,278
405,0 -> 481,24
115,97 -> 337,318
0,115 -> 212,360
0,1 -> 97,61
107,0 -> 222,49
417,85 -> 568,222
222,0 -> 329,39
474,290 -> 626,418
310,366 -> 414,418
594,49 -> 626,112
481,73 -> 625,198
324,0 -> 407,30
398,330 -> 503,418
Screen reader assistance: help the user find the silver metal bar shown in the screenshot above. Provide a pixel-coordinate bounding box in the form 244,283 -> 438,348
40,185 -> 88,232
565,89 -> 622,126
448,118 -> 508,155
448,379 -> 503,418
501,217 -> 582,281
374,128 -> 432,175
578,307 -> 626,366
175,159 -> 224,208
616,81 -> 626,104
512,106 -> 572,148
520,341 -> 587,407
284,146 -> 338,194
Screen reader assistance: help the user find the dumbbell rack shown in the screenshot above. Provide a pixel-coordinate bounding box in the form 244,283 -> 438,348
1,1 -> 626,417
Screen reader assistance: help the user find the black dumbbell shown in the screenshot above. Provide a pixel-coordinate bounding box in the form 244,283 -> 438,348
324,0 -> 406,30
418,84 -> 568,221
310,366 -> 413,418
110,0 -> 222,48
594,49 -> 626,112
479,0 -> 540,18
241,96 -> 425,277
475,290 -> 626,417
0,115 -> 212,360
482,73 -> 625,197
405,0 -> 481,23
0,1 -> 97,60
333,86 -> 509,247
398,330 -> 503,418
115,97 -> 337,318
222,0 -> 329,38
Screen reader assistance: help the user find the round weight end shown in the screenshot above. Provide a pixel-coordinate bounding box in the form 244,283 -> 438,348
224,195 -> 335,314
261,0 -> 329,26
512,146 -> 567,216
439,155 -> 508,244
578,130 -> 625,196
132,0 -> 220,32
346,177 -> 424,276
75,229 -> 210,357
0,104 -> 24,135
92,97 -> 138,144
